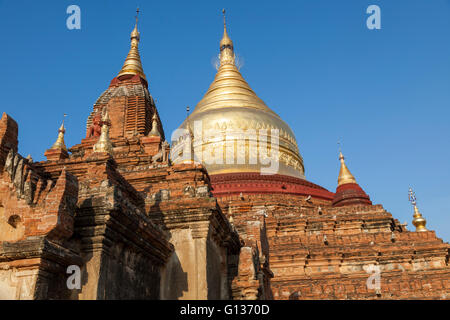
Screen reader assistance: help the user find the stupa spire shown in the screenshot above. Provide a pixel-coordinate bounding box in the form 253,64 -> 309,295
338,152 -> 357,186
148,113 -> 161,137
219,9 -> 235,66
44,114 -> 70,161
50,115 -> 68,151
117,8 -> 147,80
408,188 -> 428,232
50,122 -> 67,151
172,11 -> 305,179
93,110 -> 113,154
332,151 -> 372,207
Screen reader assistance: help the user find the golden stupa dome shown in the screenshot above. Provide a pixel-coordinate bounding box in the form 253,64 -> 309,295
171,13 -> 304,179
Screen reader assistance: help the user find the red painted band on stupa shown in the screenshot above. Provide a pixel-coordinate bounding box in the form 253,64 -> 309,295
210,172 -> 334,200
332,182 -> 372,207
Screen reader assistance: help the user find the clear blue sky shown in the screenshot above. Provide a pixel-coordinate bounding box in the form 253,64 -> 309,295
0,0 -> 449,241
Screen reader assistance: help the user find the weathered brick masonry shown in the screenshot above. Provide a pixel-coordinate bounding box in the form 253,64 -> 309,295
0,71 -> 242,299
216,193 -> 450,300
0,18 -> 448,300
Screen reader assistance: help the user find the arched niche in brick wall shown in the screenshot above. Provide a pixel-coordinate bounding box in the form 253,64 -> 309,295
0,204 -> 24,242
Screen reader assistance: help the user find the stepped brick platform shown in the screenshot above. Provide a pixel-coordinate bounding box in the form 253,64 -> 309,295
216,193 -> 450,300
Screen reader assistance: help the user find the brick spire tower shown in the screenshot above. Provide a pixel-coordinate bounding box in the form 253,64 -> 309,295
82,9 -> 163,147
332,152 -> 372,207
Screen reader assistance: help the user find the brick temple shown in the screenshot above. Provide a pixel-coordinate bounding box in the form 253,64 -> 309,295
0,14 -> 448,300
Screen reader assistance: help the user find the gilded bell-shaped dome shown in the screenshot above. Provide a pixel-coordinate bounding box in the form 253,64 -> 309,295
171,14 -> 304,179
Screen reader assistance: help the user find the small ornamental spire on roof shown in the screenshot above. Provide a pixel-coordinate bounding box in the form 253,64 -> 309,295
117,8 -> 147,80
219,9 -> 235,66
50,114 -> 67,151
408,188 -> 428,232
338,152 -> 357,186
148,113 -> 161,137
93,110 -> 113,154
332,149 -> 372,207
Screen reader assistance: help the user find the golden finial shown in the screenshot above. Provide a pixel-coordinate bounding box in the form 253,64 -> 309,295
131,8 -> 140,39
93,110 -> 113,154
222,9 -> 227,31
118,9 -> 146,80
337,151 -> 357,186
148,113 -> 161,137
408,188 -> 428,232
219,9 -> 235,66
50,114 -> 68,151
